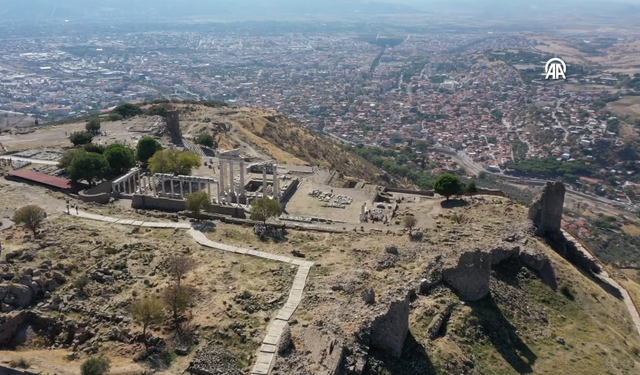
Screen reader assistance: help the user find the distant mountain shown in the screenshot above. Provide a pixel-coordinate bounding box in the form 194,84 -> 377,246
0,0 -> 637,21
0,0 -> 422,20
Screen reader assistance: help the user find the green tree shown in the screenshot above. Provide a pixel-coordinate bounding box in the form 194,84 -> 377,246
13,205 -> 46,236
80,356 -> 111,375
131,297 -> 165,348
85,117 -> 101,133
67,152 -> 110,186
149,149 -> 201,175
162,284 -> 194,330
83,143 -> 105,154
106,112 -> 124,122
58,149 -> 86,169
69,131 -> 94,146
147,105 -> 168,117
250,198 -> 283,224
186,191 -> 212,216
104,143 -> 136,176
402,215 -> 417,235
194,133 -> 214,147
136,137 -> 162,162
113,103 -> 143,119
466,181 -> 478,197
434,174 -> 465,200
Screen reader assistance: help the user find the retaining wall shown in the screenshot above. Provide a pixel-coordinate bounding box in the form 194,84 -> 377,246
77,191 -> 111,204
131,194 -> 186,212
383,187 -> 435,197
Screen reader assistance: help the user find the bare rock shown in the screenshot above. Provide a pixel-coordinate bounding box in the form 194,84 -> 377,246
385,245 -> 398,255
0,310 -> 28,346
428,302 -> 456,340
8,284 -> 32,308
277,322 -> 292,354
362,288 -> 376,305
442,249 -> 491,301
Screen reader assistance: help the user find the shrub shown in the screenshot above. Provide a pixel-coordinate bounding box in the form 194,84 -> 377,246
69,131 -> 94,146
9,357 -> 30,369
13,205 -> 47,236
81,356 -> 111,375
74,275 -> 89,293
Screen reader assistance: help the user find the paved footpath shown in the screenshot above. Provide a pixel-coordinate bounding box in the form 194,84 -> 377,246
69,210 -> 312,375
562,229 -> 640,339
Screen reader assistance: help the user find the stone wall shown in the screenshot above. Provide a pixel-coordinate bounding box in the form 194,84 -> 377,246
207,204 -> 246,219
77,191 -> 110,204
131,194 -> 186,212
442,249 -> 492,301
529,181 -> 565,235
383,187 -> 435,197
368,290 -> 410,358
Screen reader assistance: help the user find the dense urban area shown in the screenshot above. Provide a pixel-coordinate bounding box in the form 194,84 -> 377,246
2,10 -> 640,375
2,28 -> 640,210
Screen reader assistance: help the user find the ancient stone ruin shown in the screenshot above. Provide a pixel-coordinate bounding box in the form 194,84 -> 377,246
442,249 -> 492,301
529,181 -> 565,235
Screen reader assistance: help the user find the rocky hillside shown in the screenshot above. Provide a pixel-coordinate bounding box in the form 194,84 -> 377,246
173,104 -> 404,188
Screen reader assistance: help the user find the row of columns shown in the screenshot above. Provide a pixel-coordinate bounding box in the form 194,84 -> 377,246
113,170 -> 142,195
152,176 -> 212,200
218,158 -> 246,202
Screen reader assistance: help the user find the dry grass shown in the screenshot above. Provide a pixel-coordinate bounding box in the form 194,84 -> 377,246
622,224 -> 640,237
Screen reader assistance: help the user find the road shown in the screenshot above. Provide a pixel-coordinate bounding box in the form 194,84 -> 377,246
0,156 -> 59,165
429,146 -> 634,216
551,102 -> 569,143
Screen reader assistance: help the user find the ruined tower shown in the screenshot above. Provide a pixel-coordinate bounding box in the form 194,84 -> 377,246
166,110 -> 181,138
529,181 -> 565,235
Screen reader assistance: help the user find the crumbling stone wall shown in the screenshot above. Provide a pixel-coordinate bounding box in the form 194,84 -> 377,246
369,290 -> 410,358
529,181 -> 565,235
442,249 -> 492,301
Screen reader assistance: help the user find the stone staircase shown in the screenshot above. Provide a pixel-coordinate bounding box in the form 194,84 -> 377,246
182,138 -> 206,157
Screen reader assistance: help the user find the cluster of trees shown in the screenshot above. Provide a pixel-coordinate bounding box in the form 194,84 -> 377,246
505,158 -> 594,182
349,144 -> 438,190
60,143 -> 136,186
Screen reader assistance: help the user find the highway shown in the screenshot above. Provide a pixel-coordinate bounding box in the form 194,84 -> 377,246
428,146 -> 635,216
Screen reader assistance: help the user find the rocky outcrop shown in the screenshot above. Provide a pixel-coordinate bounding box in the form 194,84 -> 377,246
442,249 -> 492,301
529,181 -> 565,235
0,311 -> 28,347
368,290 -> 411,358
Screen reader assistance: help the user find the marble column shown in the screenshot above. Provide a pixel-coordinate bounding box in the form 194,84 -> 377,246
188,179 -> 193,194
179,179 -> 184,198
239,161 -> 246,196
273,163 -> 279,199
229,161 -> 235,196
219,160 -> 226,196
207,183 -> 211,202
170,179 -> 175,197
262,167 -> 267,196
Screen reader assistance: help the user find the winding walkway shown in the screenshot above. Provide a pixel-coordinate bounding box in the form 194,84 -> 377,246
68,210 -> 312,375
